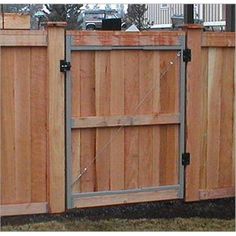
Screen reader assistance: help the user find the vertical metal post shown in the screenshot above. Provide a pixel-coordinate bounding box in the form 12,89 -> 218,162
226,4 -> 235,32
184,4 -> 194,24
179,35 -> 186,199
65,35 -> 73,209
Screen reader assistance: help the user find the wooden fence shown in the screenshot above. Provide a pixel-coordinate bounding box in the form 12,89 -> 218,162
0,23 -> 66,216
185,25 -> 235,201
0,24 -> 235,216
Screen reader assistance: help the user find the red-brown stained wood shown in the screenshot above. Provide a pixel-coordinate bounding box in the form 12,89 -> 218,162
124,50 -> 139,190
110,51 -> 125,190
206,48 -> 222,189
95,52 -> 111,191
202,32 -> 235,47
218,48 -> 234,188
1,48 -> 16,204
14,48 -> 31,203
138,51 -> 153,188
68,31 -> 185,47
159,51 -> 179,186
79,52 -> 96,193
30,48 -> 47,202
185,27 -> 203,201
199,48 -> 208,190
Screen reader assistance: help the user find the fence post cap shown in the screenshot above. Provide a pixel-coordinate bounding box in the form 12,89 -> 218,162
46,22 -> 67,28
181,24 -> 204,30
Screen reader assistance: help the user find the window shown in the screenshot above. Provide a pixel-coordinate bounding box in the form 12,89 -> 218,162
160,4 -> 168,9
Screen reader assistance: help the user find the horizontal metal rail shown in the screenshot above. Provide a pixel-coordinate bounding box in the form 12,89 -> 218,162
72,185 -> 180,199
70,45 -> 183,51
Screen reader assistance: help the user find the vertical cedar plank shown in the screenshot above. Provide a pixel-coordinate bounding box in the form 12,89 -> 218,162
138,51 -> 153,188
1,48 -> 16,204
219,48 -> 234,188
95,51 -> 111,191
0,46 -> 1,204
30,48 -> 47,202
79,52 -> 96,192
152,51 -> 161,186
185,26 -> 203,201
15,48 -> 31,203
199,48 -> 208,189
47,25 -> 65,213
110,51 -> 125,190
233,47 -> 236,187
206,48 -> 222,189
71,52 -> 81,193
124,51 -> 139,190
159,51 -> 179,185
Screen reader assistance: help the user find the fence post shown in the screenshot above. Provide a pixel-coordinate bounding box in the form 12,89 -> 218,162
184,24 -> 204,201
47,22 -> 66,213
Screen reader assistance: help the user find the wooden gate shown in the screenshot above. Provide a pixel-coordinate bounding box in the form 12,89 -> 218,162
65,31 -> 187,208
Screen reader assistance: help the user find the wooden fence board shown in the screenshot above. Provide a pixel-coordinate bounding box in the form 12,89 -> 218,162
124,51 -> 140,190
14,48 -> 31,203
95,52 -> 111,191
219,48 -> 234,188
110,51 -> 125,190
30,48 -> 47,202
202,32 -> 235,47
1,48 -> 16,204
79,52 -> 96,193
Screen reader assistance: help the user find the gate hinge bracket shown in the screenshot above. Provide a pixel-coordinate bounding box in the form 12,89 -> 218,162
182,153 -> 190,166
183,49 -> 191,63
60,60 -> 71,72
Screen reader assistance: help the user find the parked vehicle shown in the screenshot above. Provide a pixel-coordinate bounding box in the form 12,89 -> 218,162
78,9 -> 126,30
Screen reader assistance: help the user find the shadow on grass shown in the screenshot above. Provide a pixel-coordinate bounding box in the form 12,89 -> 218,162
1,198 -> 235,227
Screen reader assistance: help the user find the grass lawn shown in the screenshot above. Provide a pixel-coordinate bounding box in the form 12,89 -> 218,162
1,198 -> 235,231
1,217 -> 235,231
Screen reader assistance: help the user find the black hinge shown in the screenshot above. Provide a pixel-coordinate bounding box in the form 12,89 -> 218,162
182,153 -> 190,166
60,60 -> 71,72
183,49 -> 191,63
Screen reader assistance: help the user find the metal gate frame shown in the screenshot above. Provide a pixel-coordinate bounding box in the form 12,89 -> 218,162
65,34 -> 187,209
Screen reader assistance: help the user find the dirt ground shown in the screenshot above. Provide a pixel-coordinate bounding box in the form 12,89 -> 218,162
1,198 -> 235,231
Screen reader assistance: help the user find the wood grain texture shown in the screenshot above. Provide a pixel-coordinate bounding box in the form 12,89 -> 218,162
79,52 -> 96,193
0,202 -> 48,216
206,48 -> 222,189
138,51 -> 153,188
47,26 -> 65,213
0,30 -> 47,46
110,51 -> 125,190
199,48 -> 208,190
185,27 -> 203,201
202,32 -> 235,47
73,189 -> 179,208
218,48 -> 234,188
95,52 -> 111,191
72,113 -> 180,128
1,48 -> 16,204
124,51 -> 139,190
199,187 -> 235,200
68,31 -> 185,47
30,48 -> 47,202
0,13 -> 31,29
14,48 -> 31,203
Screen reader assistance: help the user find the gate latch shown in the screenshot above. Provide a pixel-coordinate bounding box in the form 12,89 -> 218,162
183,49 -> 191,63
60,60 -> 71,72
182,153 -> 190,166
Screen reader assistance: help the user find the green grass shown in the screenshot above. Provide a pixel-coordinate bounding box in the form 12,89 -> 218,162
1,217 -> 235,231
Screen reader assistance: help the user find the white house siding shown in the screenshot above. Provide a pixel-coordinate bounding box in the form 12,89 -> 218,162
145,4 -> 224,24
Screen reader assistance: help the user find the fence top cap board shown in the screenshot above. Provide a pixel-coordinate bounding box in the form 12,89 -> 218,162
46,22 -> 67,28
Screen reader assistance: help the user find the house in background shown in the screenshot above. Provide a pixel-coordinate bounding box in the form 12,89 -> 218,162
145,4 -> 225,25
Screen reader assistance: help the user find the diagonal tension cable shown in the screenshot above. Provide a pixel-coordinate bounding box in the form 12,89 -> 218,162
71,51 -> 181,187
